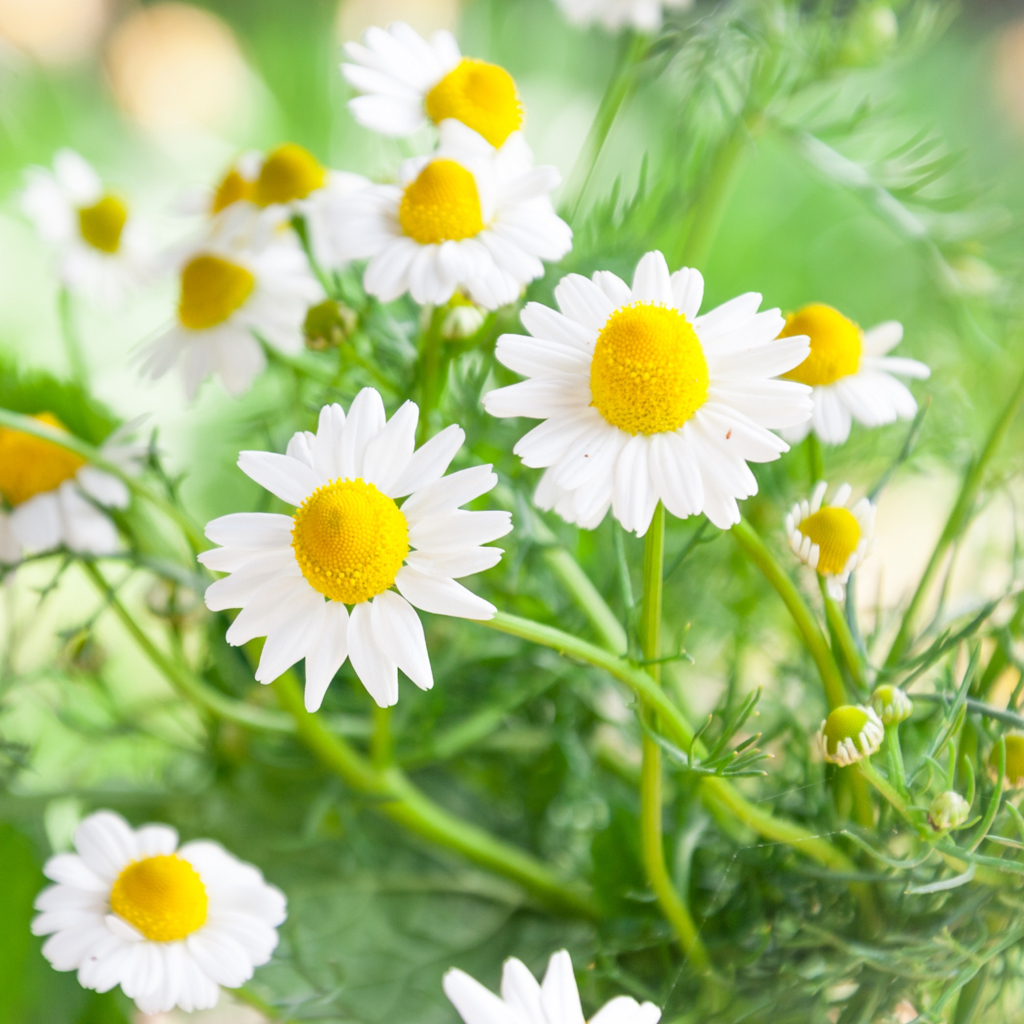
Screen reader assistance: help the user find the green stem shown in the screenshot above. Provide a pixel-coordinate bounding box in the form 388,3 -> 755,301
372,705 -> 393,767
271,671 -> 598,918
858,759 -> 913,822
481,611 -> 855,873
416,306 -> 447,445
58,286 -> 88,385
819,579 -> 867,695
806,434 -> 824,486
885,725 -> 907,796
886,362 -> 1024,667
732,518 -> 846,710
638,505 -> 708,968
291,214 -> 336,298
561,31 -> 648,222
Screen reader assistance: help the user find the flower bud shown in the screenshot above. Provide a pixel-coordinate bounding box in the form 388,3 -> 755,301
990,733 -> 1024,788
442,295 -> 486,340
928,791 -> 970,831
304,299 -> 356,350
817,704 -> 884,766
870,685 -> 912,726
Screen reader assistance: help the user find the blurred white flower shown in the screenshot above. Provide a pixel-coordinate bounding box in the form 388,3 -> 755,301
777,304 -> 930,446
32,810 -> 286,1015
484,251 -> 812,535
329,119 -> 570,309
553,0 -> 692,33
341,20 -> 523,147
444,949 -> 662,1024
20,149 -> 150,306
0,414 -> 141,563
199,389 -> 511,710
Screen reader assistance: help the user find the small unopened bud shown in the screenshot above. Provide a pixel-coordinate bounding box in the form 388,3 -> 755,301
304,299 -> 357,350
817,704 -> 884,766
870,685 -> 912,726
990,733 -> 1024,788
441,295 -> 486,340
928,791 -> 970,831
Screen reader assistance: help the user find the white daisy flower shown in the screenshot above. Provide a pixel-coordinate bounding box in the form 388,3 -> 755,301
198,388 -> 512,710
330,120 -> 570,310
31,810 -> 286,1015
20,149 -> 150,306
817,704 -> 884,766
444,949 -> 661,1024
786,481 -> 875,601
141,216 -> 324,400
483,251 -> 813,535
553,0 -> 693,32
777,304 -> 930,446
341,22 -> 523,148
0,413 -> 141,563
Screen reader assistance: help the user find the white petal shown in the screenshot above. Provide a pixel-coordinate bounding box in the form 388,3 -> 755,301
348,602 -> 398,707
204,512 -> 293,549
364,400 -> 419,494
338,387 -> 387,479
371,591 -> 432,690
554,273 -> 615,330
631,251 -> 673,305
73,811 -> 137,880
861,320 -> 903,355
395,566 -> 495,619
304,601 -> 351,711
255,590 -> 326,683
670,267 -> 704,319
389,424 -> 465,497
444,968 -> 523,1024
405,545 -> 503,579
501,958 -> 544,1022
541,950 -> 585,1024
590,997 -> 662,1024
238,451 -> 319,506
401,465 -> 497,520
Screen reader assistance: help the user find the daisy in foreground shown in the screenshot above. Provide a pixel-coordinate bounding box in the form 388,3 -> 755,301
554,0 -> 692,32
786,481 -> 875,600
483,251 -> 813,534
0,414 -> 140,563
141,219 -> 323,399
778,303 -> 930,445
341,22 -> 523,148
199,388 -> 512,710
330,119 -> 570,309
32,810 -> 286,1014
445,949 -> 661,1024
21,149 -> 149,305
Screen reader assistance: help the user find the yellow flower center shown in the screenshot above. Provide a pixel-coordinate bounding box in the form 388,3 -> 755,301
109,854 -> 208,943
589,303 -> 710,436
781,303 -> 862,387
0,412 -> 86,507
254,144 -> 326,207
291,478 -> 409,605
398,160 -> 485,245
798,506 -> 861,575
425,59 -> 523,148
77,195 -> 127,254
822,705 -> 873,757
211,166 -> 254,214
178,254 -> 255,331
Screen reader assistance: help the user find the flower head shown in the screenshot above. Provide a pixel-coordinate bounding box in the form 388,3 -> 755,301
199,389 -> 512,710
484,251 -> 813,535
870,684 -> 912,726
778,304 -> 930,446
444,949 -> 661,1024
786,481 -> 875,600
0,414 -> 140,563
20,149 -> 149,305
329,120 -> 570,310
818,704 -> 884,766
31,810 -> 286,1015
929,791 -> 970,831
553,0 -> 693,32
341,22 -> 523,147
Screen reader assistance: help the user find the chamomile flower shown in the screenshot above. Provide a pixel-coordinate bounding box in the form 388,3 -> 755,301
329,119 -> 570,310
444,949 -> 661,1024
786,481 -> 875,600
341,22 -> 523,148
483,251 -> 813,535
817,704 -> 884,766
778,304 -> 930,446
198,389 -> 512,710
929,791 -> 970,831
553,0 -> 693,32
32,810 -> 286,1015
21,149 -> 149,305
0,414 -> 140,563
141,218 -> 323,400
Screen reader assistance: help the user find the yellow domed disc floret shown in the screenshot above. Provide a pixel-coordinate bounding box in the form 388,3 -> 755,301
109,854 -> 208,942
77,195 -> 128,254
425,59 -> 523,148
178,254 -> 255,331
819,704 -> 883,765
254,144 -> 326,207
398,160 -> 485,245
291,478 -> 409,605
590,303 -> 710,436
0,412 -> 86,507
211,166 -> 254,214
781,303 -> 862,387
798,506 -> 861,576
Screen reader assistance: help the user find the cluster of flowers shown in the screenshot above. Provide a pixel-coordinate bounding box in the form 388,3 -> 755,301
10,7 -> 935,1017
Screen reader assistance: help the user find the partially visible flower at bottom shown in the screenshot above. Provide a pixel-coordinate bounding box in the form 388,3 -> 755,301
444,949 -> 661,1024
818,704 -> 884,766
0,414 -> 142,564
786,481 -> 875,600
32,810 -> 286,1014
